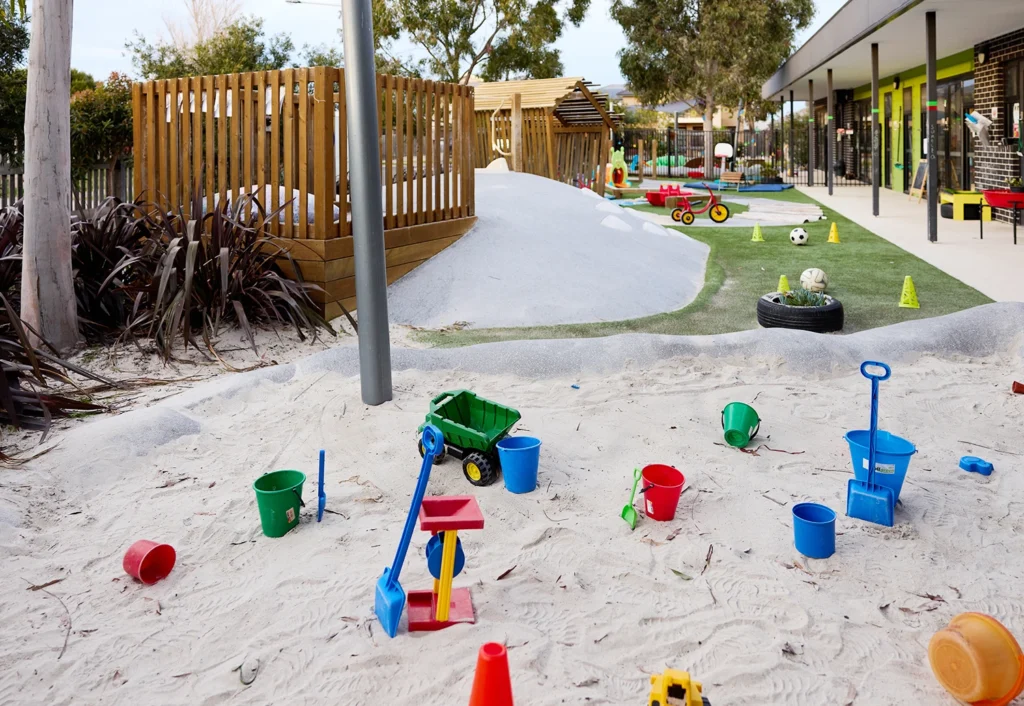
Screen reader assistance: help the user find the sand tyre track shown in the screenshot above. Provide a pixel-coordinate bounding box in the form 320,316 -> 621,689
756,292 -> 845,333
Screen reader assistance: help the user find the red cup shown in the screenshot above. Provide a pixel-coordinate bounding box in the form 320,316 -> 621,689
123,540 -> 176,584
641,464 -> 685,521
1013,381 -> 1024,395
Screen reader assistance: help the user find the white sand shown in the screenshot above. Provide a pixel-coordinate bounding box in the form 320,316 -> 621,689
387,172 -> 709,329
3,305 -> 1024,705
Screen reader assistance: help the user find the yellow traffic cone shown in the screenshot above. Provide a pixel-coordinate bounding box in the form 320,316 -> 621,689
828,222 -> 841,244
751,223 -> 765,243
899,276 -> 920,309
778,275 -> 791,293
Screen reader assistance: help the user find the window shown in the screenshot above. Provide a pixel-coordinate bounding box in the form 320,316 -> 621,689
1006,60 -> 1022,139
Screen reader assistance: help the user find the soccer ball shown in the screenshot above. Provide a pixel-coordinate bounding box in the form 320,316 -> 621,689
800,267 -> 828,293
790,228 -> 809,245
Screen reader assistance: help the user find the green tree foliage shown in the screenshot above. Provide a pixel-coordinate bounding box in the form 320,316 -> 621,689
0,14 -> 29,157
301,0 -> 421,77
69,73 -> 133,181
127,16 -> 294,80
611,0 -> 813,123
389,0 -> 591,84
1,17 -> 97,161
70,68 -> 96,94
478,0 -> 564,81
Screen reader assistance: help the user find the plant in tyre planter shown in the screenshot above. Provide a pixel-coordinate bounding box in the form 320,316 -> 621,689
756,288 -> 844,333
761,166 -> 783,185
1007,177 -> 1024,194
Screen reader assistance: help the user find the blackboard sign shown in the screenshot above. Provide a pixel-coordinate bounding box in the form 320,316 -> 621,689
909,159 -> 928,201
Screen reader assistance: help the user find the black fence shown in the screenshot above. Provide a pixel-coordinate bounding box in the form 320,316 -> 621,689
615,128 -> 870,187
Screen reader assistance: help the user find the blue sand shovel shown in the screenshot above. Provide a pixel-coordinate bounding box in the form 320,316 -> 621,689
846,361 -> 895,527
317,450 -> 326,522
374,425 -> 444,638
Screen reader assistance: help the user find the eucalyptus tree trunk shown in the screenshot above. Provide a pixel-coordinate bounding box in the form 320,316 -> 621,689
703,91 -> 715,180
21,0 -> 79,351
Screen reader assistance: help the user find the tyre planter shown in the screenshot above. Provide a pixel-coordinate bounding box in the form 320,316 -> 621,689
756,292 -> 844,333
761,176 -> 783,185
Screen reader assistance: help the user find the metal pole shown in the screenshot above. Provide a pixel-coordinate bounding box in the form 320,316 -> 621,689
780,95 -> 785,179
827,69 -> 834,195
342,0 -> 393,405
872,43 -> 880,216
808,79 -> 815,187
926,11 -> 938,242
789,90 -> 795,178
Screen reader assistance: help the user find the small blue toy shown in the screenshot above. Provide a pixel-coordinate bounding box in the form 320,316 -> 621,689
959,456 -> 993,476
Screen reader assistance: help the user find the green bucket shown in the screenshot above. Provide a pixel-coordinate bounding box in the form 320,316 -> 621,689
722,402 -> 760,448
253,470 -> 306,538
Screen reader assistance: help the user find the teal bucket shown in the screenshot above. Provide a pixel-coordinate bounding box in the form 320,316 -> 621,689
845,430 -> 916,503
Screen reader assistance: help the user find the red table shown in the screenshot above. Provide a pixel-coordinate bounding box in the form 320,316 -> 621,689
982,190 -> 1024,245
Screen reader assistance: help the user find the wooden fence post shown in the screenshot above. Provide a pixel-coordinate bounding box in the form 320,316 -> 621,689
596,127 -> 608,197
651,140 -> 658,180
544,109 -> 557,180
511,92 -> 523,172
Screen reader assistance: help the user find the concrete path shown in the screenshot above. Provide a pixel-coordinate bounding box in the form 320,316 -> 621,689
799,186 -> 1024,302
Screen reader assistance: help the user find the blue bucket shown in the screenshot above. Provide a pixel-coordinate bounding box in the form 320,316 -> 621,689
792,503 -> 836,559
844,430 -> 917,502
496,436 -> 541,494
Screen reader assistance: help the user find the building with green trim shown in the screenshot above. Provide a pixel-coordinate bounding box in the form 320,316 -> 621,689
763,0 -> 1024,235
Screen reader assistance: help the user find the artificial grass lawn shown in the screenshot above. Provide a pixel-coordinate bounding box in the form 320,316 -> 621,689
415,189 -> 992,348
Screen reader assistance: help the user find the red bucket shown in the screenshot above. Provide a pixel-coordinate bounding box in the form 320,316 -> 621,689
641,464 -> 685,521
123,540 -> 176,584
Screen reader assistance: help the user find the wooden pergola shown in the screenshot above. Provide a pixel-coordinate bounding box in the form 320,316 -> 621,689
472,77 -> 621,194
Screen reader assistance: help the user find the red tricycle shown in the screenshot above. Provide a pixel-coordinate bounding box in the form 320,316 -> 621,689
670,186 -> 730,225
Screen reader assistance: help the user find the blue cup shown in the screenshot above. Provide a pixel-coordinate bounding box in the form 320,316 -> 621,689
496,436 -> 541,494
792,503 -> 836,559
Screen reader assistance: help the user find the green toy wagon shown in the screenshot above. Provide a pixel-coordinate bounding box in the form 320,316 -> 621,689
418,390 -> 522,486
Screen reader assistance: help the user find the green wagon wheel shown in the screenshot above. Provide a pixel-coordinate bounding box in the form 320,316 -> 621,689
418,439 -> 446,464
462,452 -> 498,487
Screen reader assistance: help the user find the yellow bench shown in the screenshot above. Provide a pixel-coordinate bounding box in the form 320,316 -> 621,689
940,191 -> 992,222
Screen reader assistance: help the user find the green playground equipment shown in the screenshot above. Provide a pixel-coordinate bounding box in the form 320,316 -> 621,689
418,390 -> 522,487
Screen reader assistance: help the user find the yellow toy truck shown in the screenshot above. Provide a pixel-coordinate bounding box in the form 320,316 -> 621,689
648,669 -> 710,706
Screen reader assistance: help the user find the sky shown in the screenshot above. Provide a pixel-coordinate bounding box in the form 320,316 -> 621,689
69,0 -> 848,86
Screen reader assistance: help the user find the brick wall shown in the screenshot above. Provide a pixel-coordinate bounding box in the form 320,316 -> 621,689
974,28 -> 1024,224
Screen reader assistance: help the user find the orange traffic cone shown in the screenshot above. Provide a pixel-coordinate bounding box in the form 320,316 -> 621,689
469,643 -> 514,706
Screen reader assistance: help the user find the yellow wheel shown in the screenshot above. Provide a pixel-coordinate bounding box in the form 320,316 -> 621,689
709,203 -> 730,223
681,211 -> 696,226
462,452 -> 498,486
671,208 -> 684,223
419,440 -> 446,464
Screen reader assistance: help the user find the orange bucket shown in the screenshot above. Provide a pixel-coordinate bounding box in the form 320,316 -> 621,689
928,612 -> 1024,706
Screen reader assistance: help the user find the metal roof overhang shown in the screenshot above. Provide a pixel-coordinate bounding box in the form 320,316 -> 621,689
763,0 -> 1024,101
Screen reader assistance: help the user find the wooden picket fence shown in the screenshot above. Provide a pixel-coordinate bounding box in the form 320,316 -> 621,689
474,107 -> 554,178
473,109 -> 608,193
132,67 -> 476,317
1,153 -> 132,211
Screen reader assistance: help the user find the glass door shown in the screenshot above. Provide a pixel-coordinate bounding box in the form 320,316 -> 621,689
884,93 -> 893,189
903,87 -> 913,193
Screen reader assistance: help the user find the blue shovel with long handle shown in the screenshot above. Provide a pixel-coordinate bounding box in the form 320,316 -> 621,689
374,424 -> 444,638
846,361 -> 895,527
317,450 -> 326,522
